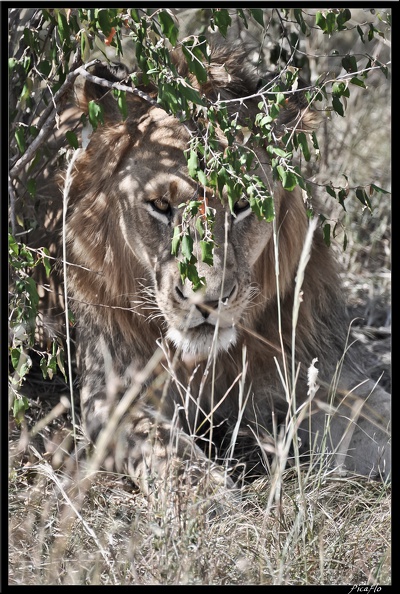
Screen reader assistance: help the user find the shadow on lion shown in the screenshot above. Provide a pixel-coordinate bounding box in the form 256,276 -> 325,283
35,45 -> 391,502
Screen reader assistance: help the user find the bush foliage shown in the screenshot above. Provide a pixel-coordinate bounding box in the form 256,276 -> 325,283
8,7 -> 391,414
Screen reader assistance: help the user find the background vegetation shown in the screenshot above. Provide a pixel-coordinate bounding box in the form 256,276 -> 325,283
8,8 -> 391,585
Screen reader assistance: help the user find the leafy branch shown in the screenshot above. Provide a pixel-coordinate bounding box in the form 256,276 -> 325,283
8,7 -> 391,416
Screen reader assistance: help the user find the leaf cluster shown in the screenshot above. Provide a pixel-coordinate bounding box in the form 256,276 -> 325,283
8,232 -> 66,420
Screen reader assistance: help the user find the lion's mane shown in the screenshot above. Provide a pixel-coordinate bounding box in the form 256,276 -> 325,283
64,46 -> 390,481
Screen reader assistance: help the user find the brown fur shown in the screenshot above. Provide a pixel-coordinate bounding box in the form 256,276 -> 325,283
65,47 -> 390,491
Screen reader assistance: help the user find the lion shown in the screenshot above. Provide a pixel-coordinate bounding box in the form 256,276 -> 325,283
64,47 -> 390,495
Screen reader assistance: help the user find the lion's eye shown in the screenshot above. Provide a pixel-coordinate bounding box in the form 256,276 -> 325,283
234,198 -> 250,213
146,197 -> 173,224
233,198 -> 251,222
152,197 -> 171,214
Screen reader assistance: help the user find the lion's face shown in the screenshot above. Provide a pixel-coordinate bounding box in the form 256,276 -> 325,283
113,108 -> 276,357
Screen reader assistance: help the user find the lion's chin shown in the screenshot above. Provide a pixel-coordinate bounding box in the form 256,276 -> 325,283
166,325 -> 237,358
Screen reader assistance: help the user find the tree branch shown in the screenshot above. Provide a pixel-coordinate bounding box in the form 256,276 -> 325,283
77,68 -> 159,107
9,58 -> 99,180
9,59 -> 161,180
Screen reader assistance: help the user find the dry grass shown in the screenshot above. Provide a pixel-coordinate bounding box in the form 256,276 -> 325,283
9,436 -> 391,585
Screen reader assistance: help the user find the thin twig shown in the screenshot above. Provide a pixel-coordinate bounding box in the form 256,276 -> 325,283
78,68 -> 159,106
62,148 -> 82,450
8,176 -> 17,236
10,58 -> 99,179
216,62 -> 391,106
10,60 -> 160,180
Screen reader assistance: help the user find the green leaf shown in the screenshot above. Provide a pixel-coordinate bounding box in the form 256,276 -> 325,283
158,11 -> 179,46
15,128 -> 25,154
368,23 -> 377,41
297,132 -> 310,161
248,194 -> 275,221
181,39 -> 209,84
12,395 -> 30,419
293,166 -> 307,191
96,9 -> 113,36
185,200 -> 201,216
19,357 -> 32,379
130,9 -> 140,23
8,234 -> 19,256
88,100 -> 104,130
332,81 -> 349,100
171,226 -> 181,256
325,185 -> 336,199
178,261 -> 205,291
323,223 -> 331,247
56,347 -> 67,382
332,96 -> 344,117
269,146 -> 290,158
9,57 -> 16,73
195,217 -> 205,239
158,82 -> 182,115
200,240 -> 214,265
19,247 -> 35,267
212,9 -> 231,38
66,130 -> 79,149
25,277 -> 39,309
311,131 -> 320,152
225,179 -> 240,213
23,28 -> 36,51
276,92 -> 285,106
261,196 -> 275,221
332,81 -> 346,97
336,8 -> 351,29
350,77 -> 366,89
27,179 -> 37,197
68,310 -> 75,326
29,126 -> 39,139
41,247 -> 51,277
341,54 -> 358,74
315,11 -> 326,30
116,90 -> 128,119
181,233 -> 194,261
337,189 -> 347,210
325,11 -> 336,34
249,9 -> 264,28
57,11 -> 70,45
40,356 -> 50,379
48,354 -> 58,378
294,9 -> 310,36
10,348 -> 21,370
277,166 -> 298,191
37,60 -> 52,77
178,81 -> 207,105
355,187 -> 372,210
191,60 -> 208,85
356,25 -> 365,43
236,9 -> 248,28
370,183 -> 390,195
196,169 -> 206,187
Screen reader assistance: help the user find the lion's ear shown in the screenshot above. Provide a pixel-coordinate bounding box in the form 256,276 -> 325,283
276,85 -> 320,134
80,62 -> 131,123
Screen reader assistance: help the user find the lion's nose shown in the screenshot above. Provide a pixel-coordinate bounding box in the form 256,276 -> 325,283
174,284 -> 237,319
195,300 -> 219,320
